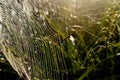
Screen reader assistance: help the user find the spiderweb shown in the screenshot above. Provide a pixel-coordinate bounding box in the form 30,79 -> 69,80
0,0 -> 119,80
0,0 -> 70,80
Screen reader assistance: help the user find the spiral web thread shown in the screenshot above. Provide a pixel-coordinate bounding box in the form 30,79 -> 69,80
0,0 -> 70,80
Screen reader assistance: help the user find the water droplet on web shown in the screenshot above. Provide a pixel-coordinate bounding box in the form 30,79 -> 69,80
11,10 -> 16,16
44,10 -> 49,15
49,41 -> 52,44
97,22 -> 100,24
28,67 -> 31,70
35,51 -> 37,53
30,34 -> 34,37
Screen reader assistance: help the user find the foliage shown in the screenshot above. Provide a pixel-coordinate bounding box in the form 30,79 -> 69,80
0,0 -> 120,80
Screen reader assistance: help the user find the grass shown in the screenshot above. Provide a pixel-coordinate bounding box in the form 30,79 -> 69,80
0,0 -> 120,80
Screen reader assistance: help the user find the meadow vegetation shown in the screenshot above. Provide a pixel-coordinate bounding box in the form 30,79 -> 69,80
0,0 -> 120,80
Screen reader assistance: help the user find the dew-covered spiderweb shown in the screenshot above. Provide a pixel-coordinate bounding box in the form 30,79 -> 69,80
0,0 -> 119,80
0,0 -> 70,80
